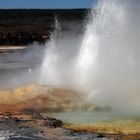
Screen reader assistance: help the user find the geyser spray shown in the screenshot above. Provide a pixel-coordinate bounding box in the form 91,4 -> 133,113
40,0 -> 140,115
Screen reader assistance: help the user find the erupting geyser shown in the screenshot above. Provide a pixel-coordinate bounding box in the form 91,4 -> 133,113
40,0 -> 140,114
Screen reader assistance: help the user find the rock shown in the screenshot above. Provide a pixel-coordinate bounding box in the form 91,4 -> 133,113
44,117 -> 63,128
97,133 -> 105,138
32,111 -> 44,120
67,130 -> 113,140
0,111 -> 64,139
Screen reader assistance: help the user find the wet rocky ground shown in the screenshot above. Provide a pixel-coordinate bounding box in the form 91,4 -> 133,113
0,111 -> 114,140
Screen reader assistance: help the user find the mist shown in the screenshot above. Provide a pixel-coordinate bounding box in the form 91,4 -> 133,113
0,20 -> 83,89
39,0 -> 140,115
0,43 -> 44,89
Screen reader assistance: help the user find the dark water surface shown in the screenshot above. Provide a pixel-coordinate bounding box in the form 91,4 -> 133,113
0,45 -> 44,89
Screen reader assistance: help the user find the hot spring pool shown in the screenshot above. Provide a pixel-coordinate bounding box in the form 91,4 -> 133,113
43,111 -> 140,134
43,111 -> 139,124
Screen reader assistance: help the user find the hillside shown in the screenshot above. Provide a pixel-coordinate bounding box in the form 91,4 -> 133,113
0,9 -> 89,46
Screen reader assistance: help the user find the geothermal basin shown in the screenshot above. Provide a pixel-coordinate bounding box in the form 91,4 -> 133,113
0,0 -> 140,139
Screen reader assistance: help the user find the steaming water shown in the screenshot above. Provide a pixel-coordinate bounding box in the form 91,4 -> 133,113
76,0 -> 140,113
45,111 -> 139,125
0,43 -> 44,89
40,0 -> 140,114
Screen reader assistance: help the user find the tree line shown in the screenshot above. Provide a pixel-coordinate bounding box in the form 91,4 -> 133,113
0,32 -> 46,45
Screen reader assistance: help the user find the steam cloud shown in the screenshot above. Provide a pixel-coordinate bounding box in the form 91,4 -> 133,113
40,0 -> 140,115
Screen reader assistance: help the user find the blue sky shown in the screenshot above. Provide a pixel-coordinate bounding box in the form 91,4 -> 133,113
0,0 -> 96,9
